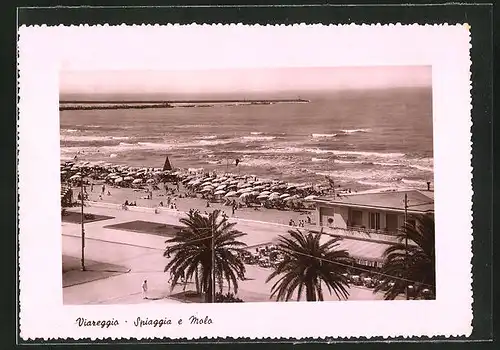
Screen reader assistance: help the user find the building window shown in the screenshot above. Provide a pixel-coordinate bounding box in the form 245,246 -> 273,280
369,212 -> 380,230
349,209 -> 363,227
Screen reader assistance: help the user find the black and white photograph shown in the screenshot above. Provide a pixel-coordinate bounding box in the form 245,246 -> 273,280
18,24 -> 472,339
60,66 -> 435,304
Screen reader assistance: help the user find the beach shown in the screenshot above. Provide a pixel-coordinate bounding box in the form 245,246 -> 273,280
71,179 -> 315,227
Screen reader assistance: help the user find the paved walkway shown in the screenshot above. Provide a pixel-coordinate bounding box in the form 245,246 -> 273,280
62,206 -> 388,304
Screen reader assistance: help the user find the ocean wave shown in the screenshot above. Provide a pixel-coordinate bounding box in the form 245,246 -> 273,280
241,136 -> 277,142
62,129 -> 78,133
60,135 -> 112,142
408,164 -> 434,172
119,142 -> 134,146
401,178 -> 426,186
312,133 -> 337,138
340,128 -> 371,134
195,135 -> 218,140
239,158 -> 295,167
111,136 -> 130,140
250,132 -> 264,135
311,158 -> 328,162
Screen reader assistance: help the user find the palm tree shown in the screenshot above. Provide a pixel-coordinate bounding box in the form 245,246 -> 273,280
374,214 -> 435,300
164,209 -> 247,302
266,229 -> 354,301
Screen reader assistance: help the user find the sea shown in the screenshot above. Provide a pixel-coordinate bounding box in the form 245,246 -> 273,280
60,87 -> 434,191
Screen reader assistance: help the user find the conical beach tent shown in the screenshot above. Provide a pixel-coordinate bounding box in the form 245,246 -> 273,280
163,155 -> 173,171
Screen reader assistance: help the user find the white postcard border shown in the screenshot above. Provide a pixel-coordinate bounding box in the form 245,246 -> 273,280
18,24 -> 473,339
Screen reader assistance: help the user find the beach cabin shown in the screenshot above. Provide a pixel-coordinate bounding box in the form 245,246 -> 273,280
313,189 -> 434,235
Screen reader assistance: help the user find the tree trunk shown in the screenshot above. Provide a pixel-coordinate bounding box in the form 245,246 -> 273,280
205,276 -> 213,303
305,282 -> 316,301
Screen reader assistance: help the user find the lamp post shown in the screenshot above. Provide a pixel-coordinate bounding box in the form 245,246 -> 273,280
80,176 -> 86,271
404,193 -> 409,300
211,231 -> 216,303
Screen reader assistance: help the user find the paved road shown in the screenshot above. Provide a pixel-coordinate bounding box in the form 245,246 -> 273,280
62,206 -> 388,304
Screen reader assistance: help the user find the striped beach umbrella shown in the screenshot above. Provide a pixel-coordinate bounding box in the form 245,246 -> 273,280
132,179 -> 143,184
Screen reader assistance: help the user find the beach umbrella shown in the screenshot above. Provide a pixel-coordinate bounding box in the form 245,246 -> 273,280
240,187 -> 253,193
251,191 -> 260,196
287,185 -> 296,190
215,184 -> 226,190
224,191 -> 238,198
239,192 -> 252,199
201,188 -> 212,193
132,179 -> 143,184
252,185 -> 265,190
146,179 -> 155,184
257,194 -> 269,199
260,190 -> 271,195
124,176 -> 134,181
69,174 -> 81,180
268,193 -> 280,200
280,193 -> 291,199
219,177 -> 228,181
284,195 -> 298,202
214,190 -> 226,195
60,171 -> 67,174
115,177 -> 123,183
202,181 -> 213,187
304,195 -> 316,201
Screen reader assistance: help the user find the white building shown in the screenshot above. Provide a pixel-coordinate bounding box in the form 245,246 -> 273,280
310,189 -> 434,267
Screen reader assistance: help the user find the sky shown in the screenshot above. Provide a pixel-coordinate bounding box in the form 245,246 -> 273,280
60,66 -> 431,96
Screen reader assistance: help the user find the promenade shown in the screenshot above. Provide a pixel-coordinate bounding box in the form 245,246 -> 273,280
62,205 -> 389,304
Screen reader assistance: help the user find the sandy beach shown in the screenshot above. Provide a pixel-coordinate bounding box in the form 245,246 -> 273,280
72,180 -> 315,227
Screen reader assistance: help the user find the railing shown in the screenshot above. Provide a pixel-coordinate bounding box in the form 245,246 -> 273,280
317,225 -> 400,244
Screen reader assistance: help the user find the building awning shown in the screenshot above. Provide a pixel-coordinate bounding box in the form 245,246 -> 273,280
334,238 -> 391,263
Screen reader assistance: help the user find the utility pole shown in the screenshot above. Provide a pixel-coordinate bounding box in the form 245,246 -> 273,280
404,193 -> 409,300
211,231 -> 216,303
80,177 -> 86,271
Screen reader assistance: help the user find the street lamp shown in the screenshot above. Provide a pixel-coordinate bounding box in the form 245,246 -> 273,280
80,176 -> 86,271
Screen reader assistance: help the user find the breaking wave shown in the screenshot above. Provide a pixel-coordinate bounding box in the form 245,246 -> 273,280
340,128 -> 371,134
311,133 -> 337,138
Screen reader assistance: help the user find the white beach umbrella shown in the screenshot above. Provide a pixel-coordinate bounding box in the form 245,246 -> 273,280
124,176 -> 134,181
202,181 -> 213,187
260,190 -> 271,196
257,194 -> 269,199
240,187 -> 253,193
224,191 -> 238,198
287,185 -> 296,190
239,192 -> 252,199
146,178 -> 156,184
201,188 -> 213,193
268,193 -> 280,200
215,184 -> 227,190
251,191 -> 260,196
284,195 -> 298,202
252,185 -> 265,190
219,177 -> 228,181
304,195 -> 316,201
154,171 -> 163,175
115,177 -> 123,183
60,170 -> 67,174
69,174 -> 81,180
280,193 -> 291,199
132,179 -> 143,184
214,190 -> 226,195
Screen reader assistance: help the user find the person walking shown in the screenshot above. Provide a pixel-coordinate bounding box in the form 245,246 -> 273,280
141,280 -> 148,299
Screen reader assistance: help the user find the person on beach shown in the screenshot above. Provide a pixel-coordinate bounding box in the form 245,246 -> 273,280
90,183 -> 93,192
98,194 -> 102,200
141,280 -> 148,299
107,190 -> 111,196
206,201 -> 210,208
167,196 -> 171,206
102,184 -> 105,194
